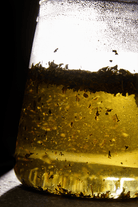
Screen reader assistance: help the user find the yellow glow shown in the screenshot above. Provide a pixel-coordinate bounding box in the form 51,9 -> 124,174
15,0 -> 138,198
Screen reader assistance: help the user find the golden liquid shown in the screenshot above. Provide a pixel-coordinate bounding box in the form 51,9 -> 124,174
14,64 -> 138,198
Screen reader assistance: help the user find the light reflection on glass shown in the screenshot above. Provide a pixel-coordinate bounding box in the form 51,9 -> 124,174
30,0 -> 138,73
105,177 -> 135,198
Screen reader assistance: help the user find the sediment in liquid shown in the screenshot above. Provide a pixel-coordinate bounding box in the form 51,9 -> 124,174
14,63 -> 138,198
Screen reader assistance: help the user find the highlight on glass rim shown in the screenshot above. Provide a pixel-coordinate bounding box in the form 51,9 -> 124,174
14,0 -> 138,199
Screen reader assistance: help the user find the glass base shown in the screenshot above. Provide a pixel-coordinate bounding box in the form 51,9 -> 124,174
14,153 -> 138,199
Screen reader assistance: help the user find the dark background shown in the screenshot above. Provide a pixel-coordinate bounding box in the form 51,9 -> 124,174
1,0 -> 39,176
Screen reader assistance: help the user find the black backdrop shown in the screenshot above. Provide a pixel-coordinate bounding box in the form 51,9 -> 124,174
1,0 -> 39,176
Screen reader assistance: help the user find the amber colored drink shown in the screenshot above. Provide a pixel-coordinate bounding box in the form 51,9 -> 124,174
14,63 -> 138,198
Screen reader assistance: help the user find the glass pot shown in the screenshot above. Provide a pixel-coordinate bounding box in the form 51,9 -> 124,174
14,0 -> 138,199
